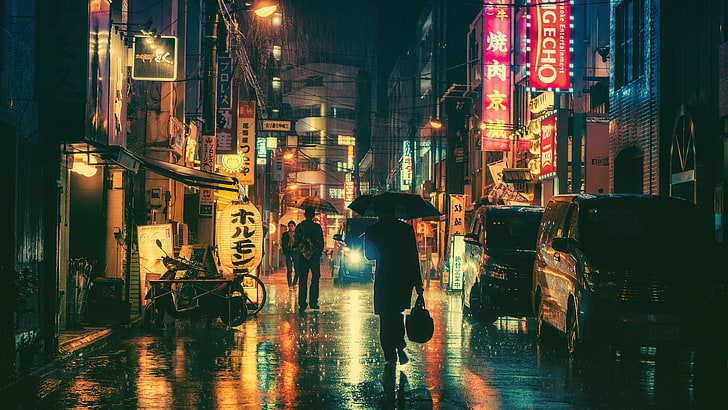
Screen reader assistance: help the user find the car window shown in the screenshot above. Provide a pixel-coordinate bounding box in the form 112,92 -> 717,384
576,199 -> 708,254
539,201 -> 570,243
486,211 -> 542,249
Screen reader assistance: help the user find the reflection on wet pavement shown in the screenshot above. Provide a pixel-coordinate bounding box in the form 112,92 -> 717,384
20,267 -> 728,409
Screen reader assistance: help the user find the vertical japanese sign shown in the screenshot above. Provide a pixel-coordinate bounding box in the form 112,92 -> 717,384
481,1 -> 512,151
449,194 -> 466,235
527,0 -> 573,91
237,100 -> 256,185
540,113 -> 556,178
400,140 -> 413,191
216,202 -> 263,274
216,56 -> 236,154
344,180 -> 355,204
199,134 -> 216,216
448,235 -> 464,291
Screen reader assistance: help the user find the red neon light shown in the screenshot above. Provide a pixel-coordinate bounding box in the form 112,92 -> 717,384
481,1 -> 512,151
528,1 -> 571,90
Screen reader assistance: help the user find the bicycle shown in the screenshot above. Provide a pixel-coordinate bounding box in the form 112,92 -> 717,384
143,240 -> 267,328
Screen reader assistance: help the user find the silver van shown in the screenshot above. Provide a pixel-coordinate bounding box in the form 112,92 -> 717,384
532,194 -> 719,354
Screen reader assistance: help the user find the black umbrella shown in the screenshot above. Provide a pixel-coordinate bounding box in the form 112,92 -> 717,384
348,192 -> 441,220
287,195 -> 339,214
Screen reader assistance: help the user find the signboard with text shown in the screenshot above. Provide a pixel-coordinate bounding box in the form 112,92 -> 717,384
481,1 -> 512,151
132,36 -> 177,81
216,56 -> 236,154
540,113 -> 556,178
527,0 -> 573,91
237,100 -> 256,185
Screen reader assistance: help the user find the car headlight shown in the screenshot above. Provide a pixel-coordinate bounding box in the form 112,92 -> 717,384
346,249 -> 363,264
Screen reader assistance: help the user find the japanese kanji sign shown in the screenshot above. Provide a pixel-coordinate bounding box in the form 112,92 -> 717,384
481,1 -> 511,151
216,201 -> 263,274
449,194 -> 466,236
216,56 -> 237,154
237,100 -> 256,185
132,36 -> 177,81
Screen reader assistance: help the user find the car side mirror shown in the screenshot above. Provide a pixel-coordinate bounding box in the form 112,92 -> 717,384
333,233 -> 343,241
463,233 -> 481,246
552,237 -> 577,253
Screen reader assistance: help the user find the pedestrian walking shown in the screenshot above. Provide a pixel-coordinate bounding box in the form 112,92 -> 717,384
364,200 -> 423,365
281,221 -> 298,287
293,207 -> 324,313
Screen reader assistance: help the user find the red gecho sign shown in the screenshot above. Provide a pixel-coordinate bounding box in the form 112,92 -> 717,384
528,0 -> 572,91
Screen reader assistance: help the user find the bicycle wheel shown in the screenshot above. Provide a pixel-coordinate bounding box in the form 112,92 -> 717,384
239,274 -> 267,316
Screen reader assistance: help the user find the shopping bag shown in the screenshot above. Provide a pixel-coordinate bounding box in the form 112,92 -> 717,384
405,294 -> 434,343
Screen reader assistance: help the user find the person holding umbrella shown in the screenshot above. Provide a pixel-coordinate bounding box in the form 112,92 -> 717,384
293,207 -> 324,313
363,199 -> 424,365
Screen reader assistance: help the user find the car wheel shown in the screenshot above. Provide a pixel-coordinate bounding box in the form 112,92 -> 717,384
565,304 -> 578,356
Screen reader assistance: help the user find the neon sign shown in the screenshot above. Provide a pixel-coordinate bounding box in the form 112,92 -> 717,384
527,0 -> 573,92
481,1 -> 512,151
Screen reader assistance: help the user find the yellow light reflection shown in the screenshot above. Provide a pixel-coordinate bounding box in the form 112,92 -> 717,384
345,289 -> 366,385
136,338 -> 174,408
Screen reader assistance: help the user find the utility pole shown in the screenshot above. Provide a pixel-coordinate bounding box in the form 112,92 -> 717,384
198,0 -> 219,244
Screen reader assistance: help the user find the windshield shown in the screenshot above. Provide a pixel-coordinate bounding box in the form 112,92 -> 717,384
576,199 -> 708,255
486,212 -> 542,250
345,218 -> 377,243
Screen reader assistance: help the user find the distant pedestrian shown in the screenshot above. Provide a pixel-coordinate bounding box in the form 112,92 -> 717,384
282,221 -> 298,287
293,207 -> 324,313
364,200 -> 423,365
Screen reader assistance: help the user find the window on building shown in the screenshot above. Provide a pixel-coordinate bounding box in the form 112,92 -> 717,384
336,161 -> 349,172
329,188 -> 344,199
615,0 -> 645,88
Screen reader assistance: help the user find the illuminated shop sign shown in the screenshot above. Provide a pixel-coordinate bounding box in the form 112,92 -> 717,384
527,0 -> 573,91
481,1 -> 512,151
237,100 -> 256,184
132,36 -> 178,81
217,56 -> 236,154
400,140 -> 413,191
539,113 -> 556,178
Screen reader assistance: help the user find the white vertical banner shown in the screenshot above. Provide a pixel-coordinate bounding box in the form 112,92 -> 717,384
199,134 -> 216,216
449,194 -> 466,235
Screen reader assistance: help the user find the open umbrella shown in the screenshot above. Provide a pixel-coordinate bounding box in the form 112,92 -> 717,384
348,192 -> 441,220
287,195 -> 339,214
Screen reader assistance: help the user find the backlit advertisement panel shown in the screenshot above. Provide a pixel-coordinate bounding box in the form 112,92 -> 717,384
481,1 -> 512,151
527,0 -> 573,91
540,113 -> 556,178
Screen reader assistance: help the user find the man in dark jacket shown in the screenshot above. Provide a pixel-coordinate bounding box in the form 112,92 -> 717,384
293,207 -> 324,313
281,221 -> 298,287
364,200 -> 423,365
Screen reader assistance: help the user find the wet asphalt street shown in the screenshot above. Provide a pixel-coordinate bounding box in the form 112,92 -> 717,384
15,265 -> 728,409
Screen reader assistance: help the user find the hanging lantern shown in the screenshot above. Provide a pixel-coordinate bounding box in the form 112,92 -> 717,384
216,201 -> 263,274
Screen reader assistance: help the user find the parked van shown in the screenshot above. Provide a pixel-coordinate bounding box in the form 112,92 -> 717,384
532,194 -> 719,354
462,205 -> 544,323
331,217 -> 378,284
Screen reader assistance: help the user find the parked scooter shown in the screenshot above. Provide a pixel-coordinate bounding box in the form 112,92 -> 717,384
143,240 -> 247,327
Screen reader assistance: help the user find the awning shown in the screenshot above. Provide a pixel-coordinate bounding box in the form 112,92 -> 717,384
501,168 -> 534,183
63,140 -> 239,192
136,156 -> 239,192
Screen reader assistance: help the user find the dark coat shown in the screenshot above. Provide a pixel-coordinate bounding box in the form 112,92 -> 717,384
364,216 -> 423,314
293,218 -> 324,260
281,230 -> 296,254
